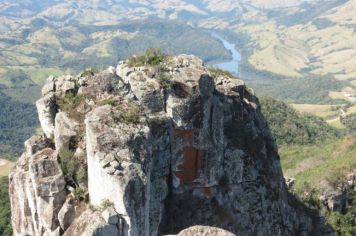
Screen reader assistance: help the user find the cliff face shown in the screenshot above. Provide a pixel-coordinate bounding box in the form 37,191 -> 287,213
10,55 -> 315,235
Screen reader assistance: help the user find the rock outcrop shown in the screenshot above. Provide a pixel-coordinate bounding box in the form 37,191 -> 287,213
10,55 -> 319,235
176,226 -> 235,236
9,136 -> 66,236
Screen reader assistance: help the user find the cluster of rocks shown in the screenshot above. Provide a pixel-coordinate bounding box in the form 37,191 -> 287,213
317,171 -> 356,213
10,55 -> 321,235
96,151 -> 125,176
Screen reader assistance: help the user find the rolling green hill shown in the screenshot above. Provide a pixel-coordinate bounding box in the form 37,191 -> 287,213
0,19 -> 230,88
259,96 -> 355,236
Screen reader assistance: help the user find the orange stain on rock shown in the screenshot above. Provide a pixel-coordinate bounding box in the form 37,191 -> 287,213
174,129 -> 204,184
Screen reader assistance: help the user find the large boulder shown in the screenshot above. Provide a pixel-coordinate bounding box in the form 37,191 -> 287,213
176,226 -> 235,236
62,210 -> 120,236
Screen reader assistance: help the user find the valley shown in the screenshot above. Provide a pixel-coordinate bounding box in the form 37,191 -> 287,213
0,159 -> 14,177
0,0 -> 355,235
209,32 -> 241,75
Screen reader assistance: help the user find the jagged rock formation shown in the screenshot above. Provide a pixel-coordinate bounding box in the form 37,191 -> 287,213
10,55 -> 318,236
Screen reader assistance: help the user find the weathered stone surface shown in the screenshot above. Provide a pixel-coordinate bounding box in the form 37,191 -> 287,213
63,210 -> 119,236
176,226 -> 236,236
36,93 -> 57,138
85,103 -> 154,235
54,75 -> 76,97
116,63 -> 165,112
54,112 -> 79,151
285,177 -> 296,189
42,80 -> 55,96
11,55 -> 321,236
101,206 -> 119,225
9,136 -> 66,236
77,69 -> 120,98
24,135 -> 52,156
318,181 -> 348,212
58,198 -> 76,231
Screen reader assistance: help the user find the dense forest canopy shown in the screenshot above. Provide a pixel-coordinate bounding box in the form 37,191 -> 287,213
0,91 -> 39,160
0,177 -> 12,236
259,96 -> 341,145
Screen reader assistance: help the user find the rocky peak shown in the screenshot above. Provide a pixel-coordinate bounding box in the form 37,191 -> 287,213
10,54 -> 317,235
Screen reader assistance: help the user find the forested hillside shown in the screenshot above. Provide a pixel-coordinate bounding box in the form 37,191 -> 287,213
259,97 -> 340,145
0,91 -> 39,160
259,96 -> 355,236
0,177 -> 11,236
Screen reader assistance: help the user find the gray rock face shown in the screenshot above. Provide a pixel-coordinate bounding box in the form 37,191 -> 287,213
318,181 -> 348,212
62,210 -> 119,236
176,226 -> 236,236
54,112 -> 79,151
58,198 -> 76,231
36,93 -> 57,138
10,55 -> 318,236
9,136 -> 66,236
101,206 -> 119,225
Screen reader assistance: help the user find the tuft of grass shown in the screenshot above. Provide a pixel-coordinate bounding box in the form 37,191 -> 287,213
109,101 -> 143,124
99,99 -> 143,124
157,69 -> 172,90
89,199 -> 114,212
208,67 -> 234,78
127,49 -> 173,89
73,187 -> 87,202
59,149 -> 87,188
100,199 -> 114,210
119,105 -> 142,124
98,98 -> 119,107
57,93 -> 92,120
127,48 -> 167,67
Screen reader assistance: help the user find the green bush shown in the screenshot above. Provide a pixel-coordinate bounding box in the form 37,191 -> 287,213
100,199 -> 114,210
57,93 -> 88,113
341,114 -> 356,133
73,187 -> 87,202
57,93 -> 93,121
128,48 -> 167,67
111,102 -> 143,124
208,67 -> 234,78
157,69 -> 172,90
59,149 -> 87,187
259,96 -> 340,145
327,211 -> 355,236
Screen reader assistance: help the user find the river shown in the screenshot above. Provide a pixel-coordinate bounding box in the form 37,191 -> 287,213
210,32 -> 241,75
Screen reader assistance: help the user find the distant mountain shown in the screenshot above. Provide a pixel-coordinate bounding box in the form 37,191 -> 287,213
0,17 -> 230,87
1,0 -> 354,94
